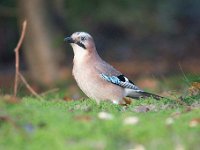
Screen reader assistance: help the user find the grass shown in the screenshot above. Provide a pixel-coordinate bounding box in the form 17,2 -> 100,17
0,92 -> 200,150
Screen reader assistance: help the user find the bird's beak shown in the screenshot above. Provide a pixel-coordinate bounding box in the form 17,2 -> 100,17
64,37 -> 74,43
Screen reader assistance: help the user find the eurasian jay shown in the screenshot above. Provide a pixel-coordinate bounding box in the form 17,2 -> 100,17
65,32 -> 163,104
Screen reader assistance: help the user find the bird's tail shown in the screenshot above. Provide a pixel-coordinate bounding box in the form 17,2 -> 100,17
127,91 -> 164,100
139,91 -> 164,100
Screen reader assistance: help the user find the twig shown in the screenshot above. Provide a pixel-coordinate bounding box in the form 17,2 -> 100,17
14,20 -> 27,97
18,73 -> 43,100
40,88 -> 59,96
13,20 -> 42,100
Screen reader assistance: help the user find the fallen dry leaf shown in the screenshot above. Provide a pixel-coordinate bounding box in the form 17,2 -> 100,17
63,96 -> 74,102
122,97 -> 132,105
98,112 -> 113,120
123,116 -> 139,125
74,115 -> 92,122
188,82 -> 200,96
189,118 -> 200,127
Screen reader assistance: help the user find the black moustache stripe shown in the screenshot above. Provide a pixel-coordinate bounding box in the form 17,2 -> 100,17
76,42 -> 86,49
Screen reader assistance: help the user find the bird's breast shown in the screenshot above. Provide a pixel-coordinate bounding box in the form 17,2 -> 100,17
72,61 -> 97,92
72,58 -> 124,101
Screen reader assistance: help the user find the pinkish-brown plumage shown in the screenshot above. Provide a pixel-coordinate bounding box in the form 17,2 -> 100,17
65,32 -> 163,104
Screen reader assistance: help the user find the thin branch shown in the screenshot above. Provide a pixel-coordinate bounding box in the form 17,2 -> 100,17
13,20 -> 42,100
14,20 -> 27,97
18,73 -> 43,100
40,88 -> 59,96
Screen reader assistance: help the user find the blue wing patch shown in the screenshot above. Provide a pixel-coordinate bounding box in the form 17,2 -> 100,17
100,73 -> 142,91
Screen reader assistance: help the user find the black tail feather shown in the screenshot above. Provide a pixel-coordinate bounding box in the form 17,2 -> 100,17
139,91 -> 164,100
127,91 -> 164,100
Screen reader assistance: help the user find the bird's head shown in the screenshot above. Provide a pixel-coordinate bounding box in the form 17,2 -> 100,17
64,32 -> 95,52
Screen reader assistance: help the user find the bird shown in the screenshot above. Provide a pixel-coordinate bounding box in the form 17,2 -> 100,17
64,32 -> 163,104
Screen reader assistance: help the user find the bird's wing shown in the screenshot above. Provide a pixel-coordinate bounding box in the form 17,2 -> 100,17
95,60 -> 122,76
100,73 -> 143,92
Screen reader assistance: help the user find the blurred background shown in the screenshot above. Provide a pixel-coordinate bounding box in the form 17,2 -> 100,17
0,0 -> 200,97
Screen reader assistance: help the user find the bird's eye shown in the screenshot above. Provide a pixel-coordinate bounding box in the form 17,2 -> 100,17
81,37 -> 86,41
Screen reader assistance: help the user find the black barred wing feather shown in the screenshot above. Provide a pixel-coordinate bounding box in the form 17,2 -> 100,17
100,73 -> 143,92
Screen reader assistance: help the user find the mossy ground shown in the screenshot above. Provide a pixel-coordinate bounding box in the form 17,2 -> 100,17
0,92 -> 199,150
